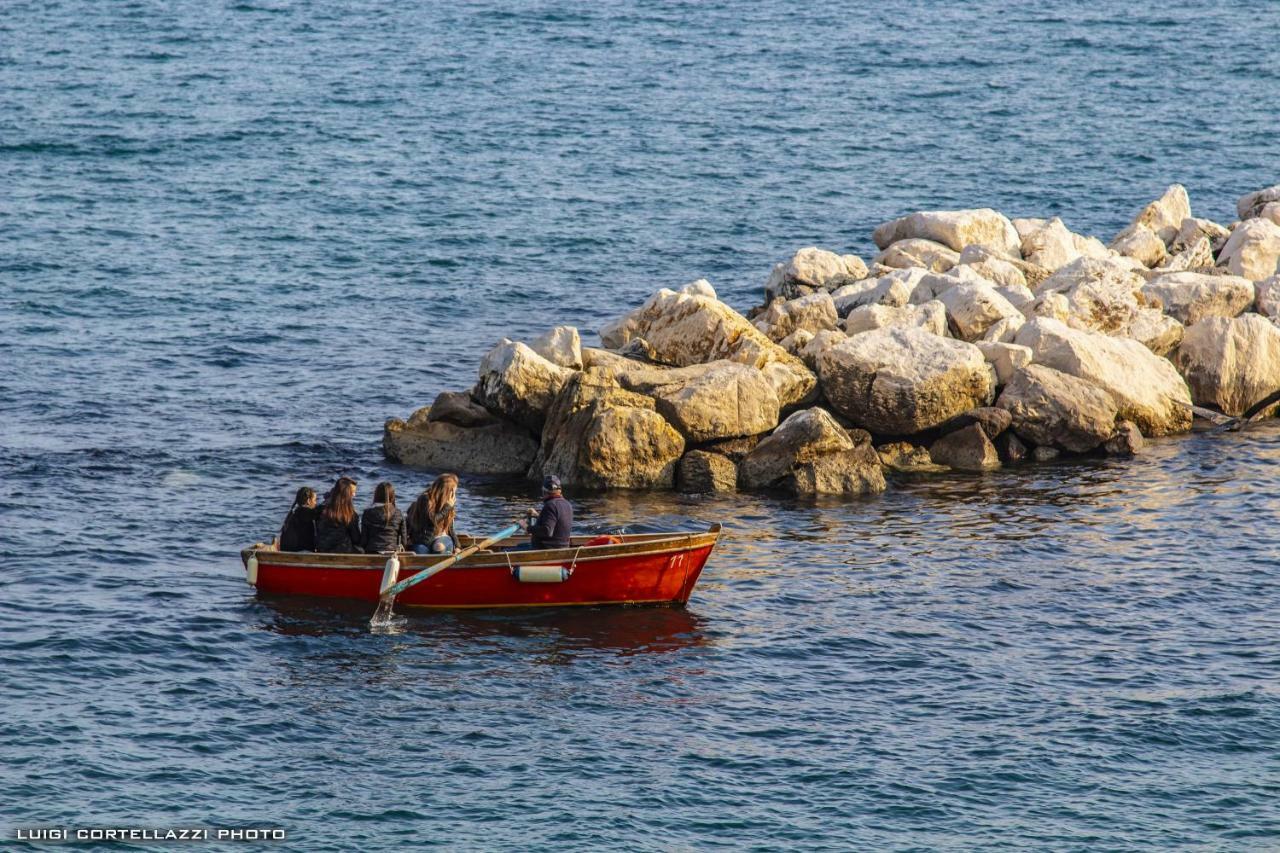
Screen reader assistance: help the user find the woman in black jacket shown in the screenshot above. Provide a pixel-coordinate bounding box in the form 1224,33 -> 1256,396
315,477 -> 362,553
278,486 -> 319,552
361,481 -> 406,554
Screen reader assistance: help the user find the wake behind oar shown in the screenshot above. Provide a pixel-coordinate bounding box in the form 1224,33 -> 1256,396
370,521 -> 522,629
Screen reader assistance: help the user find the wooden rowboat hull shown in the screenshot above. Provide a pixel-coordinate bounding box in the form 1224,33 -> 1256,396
240,524 -> 721,609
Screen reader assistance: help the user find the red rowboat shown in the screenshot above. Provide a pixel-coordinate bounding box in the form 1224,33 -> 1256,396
240,524 -> 721,609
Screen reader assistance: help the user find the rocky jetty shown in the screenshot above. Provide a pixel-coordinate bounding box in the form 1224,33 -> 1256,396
385,183 -> 1280,496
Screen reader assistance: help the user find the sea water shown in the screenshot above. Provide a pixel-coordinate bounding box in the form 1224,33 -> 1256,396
2,1 -> 1279,848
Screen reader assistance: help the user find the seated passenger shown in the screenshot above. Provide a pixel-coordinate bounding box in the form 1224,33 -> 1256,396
361,481 -> 407,554
406,473 -> 459,555
278,486 -> 318,552
523,474 -> 573,550
315,476 -> 362,553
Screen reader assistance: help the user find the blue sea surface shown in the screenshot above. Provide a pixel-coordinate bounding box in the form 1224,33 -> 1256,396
3,1 -> 1280,849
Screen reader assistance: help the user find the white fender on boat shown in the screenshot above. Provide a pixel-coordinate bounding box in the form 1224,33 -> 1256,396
512,564 -> 572,583
379,554 -> 401,596
246,552 -> 259,587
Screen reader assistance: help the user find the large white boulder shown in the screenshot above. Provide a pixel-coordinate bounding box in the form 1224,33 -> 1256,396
753,291 -> 839,342
1255,274 -> 1280,321
1159,235 -> 1216,273
873,209 -> 1022,257
956,246 -> 1028,288
935,281 -> 1024,341
530,325 -> 584,370
531,370 -> 685,489
976,340 -> 1033,385
996,364 -> 1119,453
908,265 -> 991,304
1017,217 -> 1080,272
1014,318 -> 1191,435
1238,185 -> 1280,221
1172,217 -> 1230,255
1030,256 -> 1144,335
830,270 -> 920,315
602,288 -> 817,407
612,360 -> 781,443
1141,272 -> 1255,325
817,326 -> 995,435
844,301 -> 947,337
738,408 -> 886,495
873,239 -> 959,273
764,247 -> 868,301
1173,314 -> 1280,416
1109,223 -> 1168,268
1218,218 -> 1280,282
475,339 -> 573,431
1130,184 -> 1192,246
1125,307 -> 1184,357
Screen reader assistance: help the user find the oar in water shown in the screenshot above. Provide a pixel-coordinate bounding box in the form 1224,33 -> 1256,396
369,521 -> 522,627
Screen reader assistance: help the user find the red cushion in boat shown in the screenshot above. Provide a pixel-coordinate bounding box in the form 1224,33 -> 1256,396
584,535 -> 621,547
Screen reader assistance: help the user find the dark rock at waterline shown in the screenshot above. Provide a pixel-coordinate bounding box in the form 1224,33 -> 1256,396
1104,420 -> 1144,456
995,431 -> 1028,465
426,390 -> 500,429
929,423 -> 1000,472
677,450 -> 737,493
937,406 -> 1012,440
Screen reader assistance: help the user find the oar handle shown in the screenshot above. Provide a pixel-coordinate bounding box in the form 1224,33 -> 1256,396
382,523 -> 522,598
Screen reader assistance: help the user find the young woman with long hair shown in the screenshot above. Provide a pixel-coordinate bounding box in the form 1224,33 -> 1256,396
314,476 -> 362,553
278,486 -> 318,552
361,480 -> 407,553
406,473 -> 459,555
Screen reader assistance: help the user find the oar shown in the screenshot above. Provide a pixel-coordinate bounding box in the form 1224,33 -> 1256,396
369,521 -> 522,627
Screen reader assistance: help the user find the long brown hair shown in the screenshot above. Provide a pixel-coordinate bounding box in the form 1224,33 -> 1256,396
322,477 -> 357,525
408,473 -> 457,541
372,481 -> 397,517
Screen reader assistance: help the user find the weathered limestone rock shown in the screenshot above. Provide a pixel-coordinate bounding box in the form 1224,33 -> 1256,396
1261,203 -> 1280,228
1071,232 -> 1112,260
679,278 -> 718,299
936,281 -> 1023,341
817,326 -> 996,435
936,406 -> 1012,440
1238,185 -> 1280,221
1031,291 -> 1071,323
1173,314 -> 1280,416
424,390 -> 499,428
383,416 -> 538,475
929,423 -> 1000,471
531,370 -> 684,489
1218,219 -> 1280,282
1172,217 -> 1231,256
1126,307 -> 1184,358
877,441 -> 948,472
1254,274 -> 1280,321
1014,318 -> 1191,435
1104,421 -> 1144,457
607,288 -> 817,407
738,408 -> 886,495
475,339 -> 573,431
873,209 -> 1022,257
1159,235 -> 1215,272
1031,257 -> 1144,334
1110,223 -> 1168,268
778,328 -> 815,359
980,315 -> 1024,344
957,245 -> 1029,288
908,265 -> 991,304
676,450 -> 737,493
530,325 -> 584,370
995,364 -> 1119,453
697,434 -> 761,463
976,340 -> 1033,384
1141,271 -> 1255,325
753,291 -> 839,342
995,283 -> 1035,311
1017,217 -> 1080,272
831,269 -> 923,314
613,360 -> 781,443
844,301 -> 946,337
1131,184 -> 1191,246
797,329 -> 846,372
764,248 -> 868,301
874,238 -> 960,273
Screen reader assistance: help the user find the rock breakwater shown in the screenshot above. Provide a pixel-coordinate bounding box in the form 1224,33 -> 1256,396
385,183 -> 1280,496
